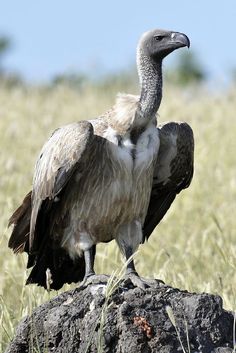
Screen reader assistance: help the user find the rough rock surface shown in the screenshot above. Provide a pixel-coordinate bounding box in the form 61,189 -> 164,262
5,276 -> 235,353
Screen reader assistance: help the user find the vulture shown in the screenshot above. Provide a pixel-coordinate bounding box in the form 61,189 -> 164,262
8,29 -> 194,290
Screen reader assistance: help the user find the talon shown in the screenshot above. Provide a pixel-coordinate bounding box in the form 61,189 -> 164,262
123,272 -> 149,290
140,277 -> 165,286
79,272 -> 96,288
80,273 -> 110,288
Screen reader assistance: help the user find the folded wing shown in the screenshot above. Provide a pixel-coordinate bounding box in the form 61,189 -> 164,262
143,122 -> 194,240
29,120 -> 94,250
8,121 -> 95,289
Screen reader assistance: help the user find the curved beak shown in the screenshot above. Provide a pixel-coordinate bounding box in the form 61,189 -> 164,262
171,32 -> 190,48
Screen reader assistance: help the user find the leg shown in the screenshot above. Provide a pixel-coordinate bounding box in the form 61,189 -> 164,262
116,221 -> 148,290
80,245 -> 109,287
84,246 -> 96,279
124,245 -> 138,275
79,246 -> 96,287
123,245 -> 148,290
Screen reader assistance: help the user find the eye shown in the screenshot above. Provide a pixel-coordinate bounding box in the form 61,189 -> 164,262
154,35 -> 165,41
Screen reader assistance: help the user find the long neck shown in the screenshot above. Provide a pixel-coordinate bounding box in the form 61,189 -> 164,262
137,49 -> 163,118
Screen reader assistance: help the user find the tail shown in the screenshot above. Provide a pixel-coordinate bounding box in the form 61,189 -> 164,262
26,245 -> 87,290
8,191 -> 91,290
8,191 -> 32,253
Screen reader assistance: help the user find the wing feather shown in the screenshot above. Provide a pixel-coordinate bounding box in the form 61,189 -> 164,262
143,121 -> 194,241
30,120 -> 94,249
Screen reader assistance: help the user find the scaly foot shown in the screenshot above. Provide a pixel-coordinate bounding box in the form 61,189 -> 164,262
122,271 -> 165,290
123,270 -> 149,290
79,273 -> 110,288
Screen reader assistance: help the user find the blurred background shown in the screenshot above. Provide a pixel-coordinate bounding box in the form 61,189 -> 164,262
0,1 -> 236,351
0,0 -> 235,88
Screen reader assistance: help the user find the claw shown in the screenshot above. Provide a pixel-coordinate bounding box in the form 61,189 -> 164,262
80,273 -> 110,288
122,271 -> 165,290
123,271 -> 149,290
79,272 -> 96,288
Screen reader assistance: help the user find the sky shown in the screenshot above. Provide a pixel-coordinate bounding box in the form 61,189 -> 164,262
0,0 -> 235,84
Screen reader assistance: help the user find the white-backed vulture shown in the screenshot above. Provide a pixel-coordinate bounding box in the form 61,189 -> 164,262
8,29 -> 194,290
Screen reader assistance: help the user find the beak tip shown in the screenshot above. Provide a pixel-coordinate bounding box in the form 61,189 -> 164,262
172,32 -> 190,49
187,37 -> 191,48
184,34 -> 191,49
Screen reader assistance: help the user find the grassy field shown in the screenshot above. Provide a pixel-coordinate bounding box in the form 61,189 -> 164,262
0,81 -> 236,351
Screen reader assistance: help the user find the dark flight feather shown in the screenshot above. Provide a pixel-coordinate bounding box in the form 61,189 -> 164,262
143,121 -> 194,240
8,191 -> 32,253
8,121 -> 95,289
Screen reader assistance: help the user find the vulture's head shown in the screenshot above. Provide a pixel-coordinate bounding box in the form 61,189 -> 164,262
138,29 -> 190,61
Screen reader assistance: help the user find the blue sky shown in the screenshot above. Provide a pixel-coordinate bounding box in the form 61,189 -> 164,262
0,0 -> 235,84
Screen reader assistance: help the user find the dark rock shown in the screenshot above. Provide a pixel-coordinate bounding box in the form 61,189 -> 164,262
5,276 -> 235,353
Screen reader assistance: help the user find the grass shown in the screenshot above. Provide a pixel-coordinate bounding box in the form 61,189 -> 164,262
0,81 -> 236,351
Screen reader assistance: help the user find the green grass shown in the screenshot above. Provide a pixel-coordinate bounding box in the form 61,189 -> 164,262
0,82 -> 236,351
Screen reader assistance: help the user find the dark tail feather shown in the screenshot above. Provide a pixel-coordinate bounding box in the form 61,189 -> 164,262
26,245 -> 94,290
25,200 -> 94,290
8,190 -> 94,290
8,191 -> 32,253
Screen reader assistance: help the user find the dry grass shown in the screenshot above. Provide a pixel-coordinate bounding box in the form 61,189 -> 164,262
0,82 -> 236,351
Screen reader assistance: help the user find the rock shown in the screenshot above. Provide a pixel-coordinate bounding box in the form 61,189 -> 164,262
5,275 -> 235,353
